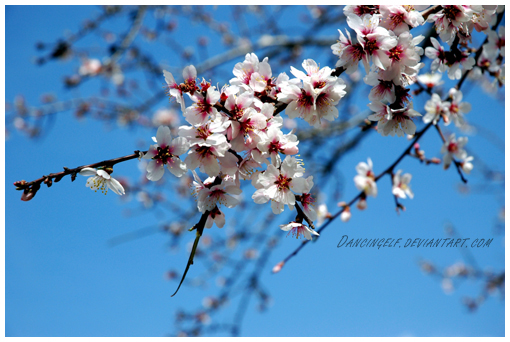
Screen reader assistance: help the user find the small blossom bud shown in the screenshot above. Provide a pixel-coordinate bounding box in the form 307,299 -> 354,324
202,296 -> 218,309
244,248 -> 259,260
200,79 -> 210,91
420,261 -> 435,274
430,157 -> 442,164
13,180 -> 27,190
442,113 -> 450,125
195,311 -> 211,324
461,162 -> 473,174
272,261 -> 285,274
357,198 -> 367,210
340,206 -> 351,222
44,177 -> 53,187
459,156 -> 474,174
165,270 -> 177,280
21,188 -> 36,201
337,201 -> 347,207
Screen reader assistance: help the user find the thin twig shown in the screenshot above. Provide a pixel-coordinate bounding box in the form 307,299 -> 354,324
14,150 -> 146,200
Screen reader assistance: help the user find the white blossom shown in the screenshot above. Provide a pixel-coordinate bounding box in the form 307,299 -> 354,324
392,170 -> 414,199
143,126 -> 189,181
446,88 -> 471,127
280,222 -> 319,240
460,156 -> 474,174
79,167 -> 125,196
441,134 -> 468,170
423,93 -> 450,125
354,158 -> 377,197
251,156 -> 308,214
368,101 -> 422,137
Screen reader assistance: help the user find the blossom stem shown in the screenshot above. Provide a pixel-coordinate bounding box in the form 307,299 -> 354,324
294,201 -> 315,230
171,211 -> 209,297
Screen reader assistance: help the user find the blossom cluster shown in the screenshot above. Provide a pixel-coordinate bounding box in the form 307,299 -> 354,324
323,5 -> 503,222
138,53 -> 348,239
332,5 -> 426,137
422,87 -> 474,173
74,5 -> 504,241
331,5 -> 503,138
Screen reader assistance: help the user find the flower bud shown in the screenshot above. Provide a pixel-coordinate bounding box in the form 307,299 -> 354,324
21,188 -> 36,201
44,177 -> 53,188
272,261 -> 285,274
357,198 -> 367,210
13,180 -> 27,190
337,201 -> 347,207
340,206 -> 351,222
461,162 -> 473,174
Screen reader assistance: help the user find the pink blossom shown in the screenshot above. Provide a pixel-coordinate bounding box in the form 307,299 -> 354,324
184,86 -> 221,125
143,126 -> 190,181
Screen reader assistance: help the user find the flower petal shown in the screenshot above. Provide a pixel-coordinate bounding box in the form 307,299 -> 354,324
79,168 -> 97,177
107,177 -> 125,195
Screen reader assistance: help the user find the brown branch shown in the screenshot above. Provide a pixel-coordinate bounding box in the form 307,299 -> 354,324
171,211 -> 210,297
14,150 -> 147,201
294,201 -> 315,230
420,5 -> 441,21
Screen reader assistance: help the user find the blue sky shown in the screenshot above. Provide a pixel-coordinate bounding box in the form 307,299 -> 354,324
5,5 -> 505,337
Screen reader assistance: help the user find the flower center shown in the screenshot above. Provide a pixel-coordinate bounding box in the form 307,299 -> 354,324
450,103 -> 459,114
442,6 -> 462,22
232,105 -> 244,120
364,38 -> 378,55
154,145 -> 173,164
316,92 -> 331,109
392,112 -> 410,123
197,98 -> 212,114
298,90 -> 314,109
91,176 -> 108,195
388,45 -> 404,62
301,193 -> 315,208
354,5 -> 378,16
314,80 -> 326,89
196,126 -> 211,140
268,141 -> 283,154
497,37 -> 505,49
347,43 -> 365,62
239,119 -> 255,135
180,78 -> 199,95
447,142 -> 458,153
388,12 -> 406,29
195,145 -> 214,158
274,174 -> 292,191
